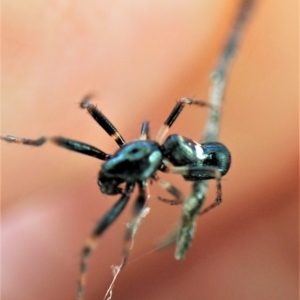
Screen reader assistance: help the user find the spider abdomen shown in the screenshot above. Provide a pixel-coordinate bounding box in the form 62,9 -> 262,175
162,134 -> 204,166
162,134 -> 231,181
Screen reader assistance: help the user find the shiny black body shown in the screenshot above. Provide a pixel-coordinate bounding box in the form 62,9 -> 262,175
98,135 -> 231,196
98,140 -> 163,195
162,134 -> 231,181
1,96 -> 231,299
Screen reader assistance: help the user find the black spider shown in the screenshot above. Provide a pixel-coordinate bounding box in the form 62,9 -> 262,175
1,95 -> 231,299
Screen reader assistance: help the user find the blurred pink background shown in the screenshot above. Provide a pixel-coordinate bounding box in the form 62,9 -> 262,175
2,1 -> 298,300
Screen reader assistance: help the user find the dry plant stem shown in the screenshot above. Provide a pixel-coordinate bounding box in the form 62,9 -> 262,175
175,0 -> 255,260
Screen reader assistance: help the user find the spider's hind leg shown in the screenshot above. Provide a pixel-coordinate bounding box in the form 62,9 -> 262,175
166,164 -> 223,208
155,97 -> 211,144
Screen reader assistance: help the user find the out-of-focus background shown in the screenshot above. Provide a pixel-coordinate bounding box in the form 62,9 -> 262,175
2,1 -> 298,299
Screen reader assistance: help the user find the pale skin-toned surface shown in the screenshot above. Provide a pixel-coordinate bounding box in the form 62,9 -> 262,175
1,1 -> 298,300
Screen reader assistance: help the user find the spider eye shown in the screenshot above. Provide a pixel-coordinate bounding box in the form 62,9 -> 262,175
130,148 -> 140,154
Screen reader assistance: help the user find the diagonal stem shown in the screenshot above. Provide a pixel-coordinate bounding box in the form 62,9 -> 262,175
175,0 -> 256,260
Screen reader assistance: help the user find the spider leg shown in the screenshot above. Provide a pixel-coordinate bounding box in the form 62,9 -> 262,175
139,121 -> 150,140
121,181 -> 148,268
1,135 -> 111,160
0,135 -> 47,146
164,163 -> 222,205
77,183 -> 134,300
198,200 -> 220,216
52,137 -> 112,160
80,94 -> 126,147
155,177 -> 184,205
155,97 -> 211,144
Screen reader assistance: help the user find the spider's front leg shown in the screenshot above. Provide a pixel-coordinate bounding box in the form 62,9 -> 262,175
121,180 -> 148,267
77,183 -> 134,300
139,121 -> 150,140
0,135 -> 111,160
80,95 -> 126,147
